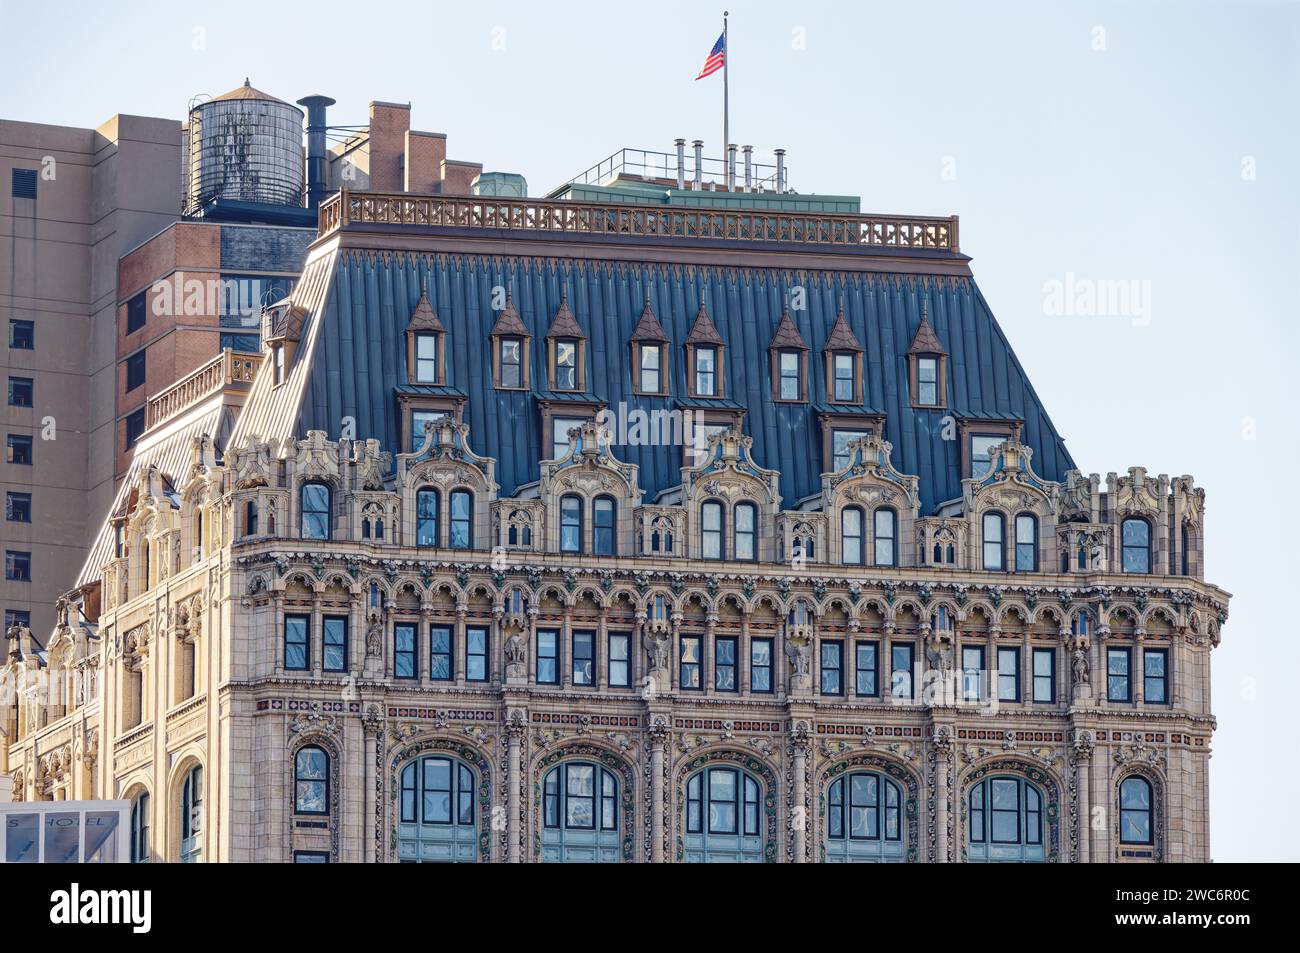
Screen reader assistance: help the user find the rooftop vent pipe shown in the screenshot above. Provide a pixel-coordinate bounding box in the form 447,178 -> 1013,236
297,94 -> 336,213
692,140 -> 704,190
675,138 -> 686,189
775,148 -> 786,193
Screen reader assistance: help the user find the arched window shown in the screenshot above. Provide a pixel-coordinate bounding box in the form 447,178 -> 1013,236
1119,776 -> 1153,845
1181,524 -> 1190,575
130,792 -> 150,863
179,765 -> 203,863
841,507 -> 864,565
560,494 -> 583,553
734,502 -> 757,561
193,510 -> 204,558
826,771 -> 905,862
873,508 -> 896,567
1121,518 -> 1151,573
982,512 -> 1005,571
1014,514 -> 1038,572
701,501 -> 723,560
245,500 -> 258,537
449,490 -> 472,549
683,765 -> 763,862
294,746 -> 329,815
967,775 -> 1045,863
593,496 -> 616,556
541,761 -> 621,863
416,488 -> 439,547
300,482 -> 331,541
397,755 -> 478,863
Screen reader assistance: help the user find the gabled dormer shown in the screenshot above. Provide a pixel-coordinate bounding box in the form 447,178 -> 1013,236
489,291 -> 530,390
405,283 -> 446,385
630,294 -> 669,395
263,302 -> 307,387
907,301 -> 947,409
680,428 -> 781,561
545,291 -> 586,392
823,300 -> 864,404
768,308 -> 808,402
685,291 -> 725,398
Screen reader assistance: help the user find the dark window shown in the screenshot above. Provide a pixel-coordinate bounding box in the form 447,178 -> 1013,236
294,747 -> 329,815
126,351 -> 146,392
827,772 -> 902,842
221,332 -> 260,352
126,291 -> 146,334
890,643 -> 914,699
416,488 -> 439,546
571,630 -> 594,685
733,502 -> 756,560
1015,514 -> 1038,571
6,492 -> 31,523
679,635 -> 702,689
1144,649 -> 1168,704
551,416 -> 585,460
962,646 -> 984,702
997,646 -> 1020,702
820,639 -> 843,695
640,343 -> 661,393
430,625 -> 452,680
1032,648 -> 1055,703
411,410 -> 445,451
499,337 -> 522,388
1119,777 -> 1153,844
272,344 -> 284,385
1122,518 -> 1151,573
300,482 -> 331,540
833,352 -> 855,401
394,623 -> 417,679
406,756 -> 475,826
855,641 -> 879,696
554,338 -> 578,390
841,506 -> 864,565
124,408 -> 146,450
750,637 -> 773,693
294,851 -> 329,863
8,377 -> 33,408
11,168 -> 37,199
130,793 -> 150,863
560,494 -> 582,553
244,500 -> 258,536
8,320 -> 34,350
1107,647 -> 1132,702
701,501 -> 723,559
466,626 -> 488,681
778,349 -> 800,400
536,629 -> 558,684
450,491 -> 472,549
695,346 -> 717,396
284,615 -> 309,670
982,512 -> 1005,570
5,609 -> 31,630
593,496 -> 616,555
608,632 -> 630,687
414,333 -> 438,383
917,357 -> 938,405
873,508 -> 896,566
5,551 -> 30,582
715,636 -> 737,691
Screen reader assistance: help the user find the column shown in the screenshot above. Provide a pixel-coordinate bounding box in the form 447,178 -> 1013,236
506,711 -> 524,863
1073,730 -> 1093,863
791,723 -> 810,863
649,718 -> 668,863
1133,632 -> 1145,704
934,728 -> 952,862
361,704 -> 384,863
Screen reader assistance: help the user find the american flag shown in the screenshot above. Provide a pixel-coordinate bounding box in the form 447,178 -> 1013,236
695,32 -> 725,80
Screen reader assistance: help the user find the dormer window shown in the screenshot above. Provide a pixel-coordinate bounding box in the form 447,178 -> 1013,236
273,344 -> 285,386
907,302 -> 948,409
405,284 -> 446,386
490,291 -> 531,390
685,292 -> 725,398
414,333 -> 438,383
916,357 -> 938,405
554,339 -> 578,390
778,351 -> 801,400
630,295 -> 670,395
823,301 -> 864,405
832,353 -> 855,401
695,346 -> 718,396
971,435 -> 1002,479
768,308 -> 808,402
500,337 -> 523,388
958,419 -> 1022,480
546,292 -> 587,392
640,344 -> 662,393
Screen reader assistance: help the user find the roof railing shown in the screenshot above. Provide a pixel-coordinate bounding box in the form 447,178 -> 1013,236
553,147 -> 783,194
145,348 -> 261,430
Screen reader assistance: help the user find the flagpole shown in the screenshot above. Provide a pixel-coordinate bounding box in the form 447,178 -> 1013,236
722,10 -> 730,189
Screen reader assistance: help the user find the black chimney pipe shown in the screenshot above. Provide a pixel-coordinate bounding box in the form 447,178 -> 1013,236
296,94 -> 336,213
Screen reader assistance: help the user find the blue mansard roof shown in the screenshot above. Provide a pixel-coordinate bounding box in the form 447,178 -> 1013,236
230,199 -> 1075,514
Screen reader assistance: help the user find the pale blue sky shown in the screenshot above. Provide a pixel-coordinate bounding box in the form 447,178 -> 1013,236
3,0 -> 1296,860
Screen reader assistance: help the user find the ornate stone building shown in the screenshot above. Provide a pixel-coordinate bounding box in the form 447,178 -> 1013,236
0,181 -> 1228,862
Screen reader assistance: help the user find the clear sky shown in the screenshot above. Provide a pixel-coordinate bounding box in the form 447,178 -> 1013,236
2,0 -> 1296,861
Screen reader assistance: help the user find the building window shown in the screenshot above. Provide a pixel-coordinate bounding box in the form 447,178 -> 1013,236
608,632 -> 630,687
466,627 -> 488,681
5,492 -> 31,523
640,344 -> 662,393
130,793 -> 150,863
8,319 -> 34,350
416,488 -> 439,546
778,350 -> 801,400
827,772 -> 902,843
11,167 -> 37,199
126,291 -> 146,334
831,429 -> 868,472
7,434 -> 33,465
394,623 -> 417,679
841,506 -> 864,565
498,337 -> 524,389
686,767 -> 760,840
283,615 -> 309,670
8,377 -> 33,407
558,494 -> 583,553
300,482 -> 331,540
701,501 -> 723,559
5,609 -> 31,630
410,410 -> 447,451
873,508 -> 896,566
294,747 -> 329,815
544,762 -> 618,833
1014,514 -> 1038,571
180,766 -> 203,863
820,639 -> 843,695
5,550 -> 31,582
694,346 -> 717,397
715,636 -> 737,691
400,756 -> 475,827
997,646 -> 1020,702
414,333 -> 438,383
1107,647 -> 1131,702
572,630 -> 595,685
961,646 -> 984,702
125,351 -> 146,392
982,512 -> 1005,570
1121,518 -> 1151,573
430,626 -> 453,680
971,435 -> 1002,479
244,500 -> 258,536
1032,648 -> 1055,703
536,629 -> 559,684
124,408 -> 146,451
890,643 -> 914,699
551,416 -> 586,460
969,776 -> 1042,853
832,352 -> 856,402
1119,777 -> 1153,845
450,490 -> 472,549
593,496 -> 616,555
916,357 -> 939,406
855,641 -> 879,696
679,635 -> 702,689
733,502 -> 756,561
294,851 -> 329,863
751,637 -> 773,693
1144,649 -> 1168,704
554,338 -> 578,390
